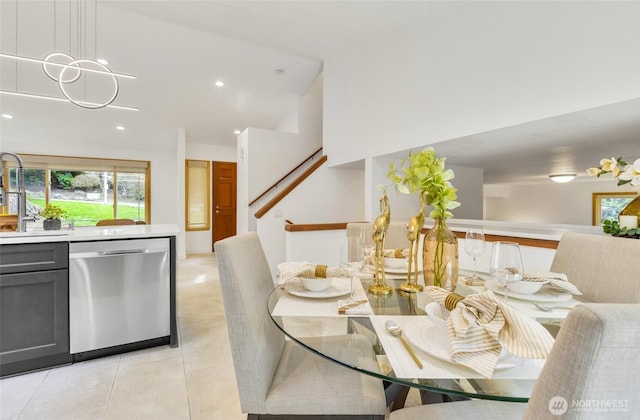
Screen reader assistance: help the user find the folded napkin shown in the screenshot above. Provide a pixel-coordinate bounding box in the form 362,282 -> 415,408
277,262 -> 350,285
337,299 -> 372,315
523,271 -> 582,295
365,248 -> 409,265
384,248 -> 409,258
425,286 -> 555,378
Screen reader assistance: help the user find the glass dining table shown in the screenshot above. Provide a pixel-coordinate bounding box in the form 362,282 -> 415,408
267,274 -> 576,403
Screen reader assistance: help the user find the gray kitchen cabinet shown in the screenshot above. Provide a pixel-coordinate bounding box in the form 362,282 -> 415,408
0,242 -> 72,377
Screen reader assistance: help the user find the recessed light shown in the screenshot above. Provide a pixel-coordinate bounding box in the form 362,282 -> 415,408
215,80 -> 224,87
116,125 -> 125,131
549,174 -> 576,183
96,58 -> 109,66
1,114 -> 13,119
275,68 -> 285,75
234,130 -> 241,135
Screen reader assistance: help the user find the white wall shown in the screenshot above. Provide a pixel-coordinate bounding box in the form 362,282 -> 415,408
484,178 -> 634,225
184,141 -> 237,254
285,229 -> 345,270
239,75 -> 324,237
258,165 -> 364,274
176,130 -> 186,259
323,2 -> 640,166
238,128 -> 307,233
297,74 -> 324,147
369,156 -> 484,223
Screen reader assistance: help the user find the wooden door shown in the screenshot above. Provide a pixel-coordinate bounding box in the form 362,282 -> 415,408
212,161 -> 237,246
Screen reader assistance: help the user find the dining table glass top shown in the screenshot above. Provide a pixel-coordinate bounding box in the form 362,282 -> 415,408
267,273 -> 580,402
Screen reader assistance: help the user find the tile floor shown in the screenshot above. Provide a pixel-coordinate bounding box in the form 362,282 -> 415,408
1,253 -> 419,419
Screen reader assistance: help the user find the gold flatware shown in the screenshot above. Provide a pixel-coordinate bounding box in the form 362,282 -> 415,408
338,299 -> 368,314
385,320 -> 423,369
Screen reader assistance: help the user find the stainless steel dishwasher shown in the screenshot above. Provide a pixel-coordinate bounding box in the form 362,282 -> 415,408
69,238 -> 170,354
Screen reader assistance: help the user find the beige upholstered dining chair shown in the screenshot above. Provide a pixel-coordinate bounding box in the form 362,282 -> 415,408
347,222 -> 412,258
214,232 -> 387,419
550,232 -> 640,303
390,303 -> 640,419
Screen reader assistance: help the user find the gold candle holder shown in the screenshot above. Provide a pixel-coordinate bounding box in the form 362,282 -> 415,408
399,279 -> 423,293
368,263 -> 393,295
369,193 -> 393,295
399,193 -> 425,293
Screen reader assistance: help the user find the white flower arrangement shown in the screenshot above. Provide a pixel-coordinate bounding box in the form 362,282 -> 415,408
588,157 -> 640,239
587,157 -> 640,187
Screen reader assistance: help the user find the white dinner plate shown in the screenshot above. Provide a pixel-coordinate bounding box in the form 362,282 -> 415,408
284,277 -> 351,299
367,262 -> 423,275
485,279 -> 572,302
403,317 -> 521,370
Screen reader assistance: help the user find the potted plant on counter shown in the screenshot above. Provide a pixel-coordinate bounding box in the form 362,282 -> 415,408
38,204 -> 68,231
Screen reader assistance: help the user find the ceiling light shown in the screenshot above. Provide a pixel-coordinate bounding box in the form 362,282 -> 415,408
1,114 -> 13,119
215,81 -> 224,87
549,174 -> 576,183
234,130 -> 241,135
116,125 -> 125,131
96,58 -> 109,66
275,68 -> 285,75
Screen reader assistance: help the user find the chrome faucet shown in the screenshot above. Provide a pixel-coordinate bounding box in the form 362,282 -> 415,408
0,152 -> 36,232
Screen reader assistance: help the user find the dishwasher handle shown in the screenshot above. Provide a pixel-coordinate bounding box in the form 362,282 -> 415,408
100,249 -> 147,256
69,247 -> 169,259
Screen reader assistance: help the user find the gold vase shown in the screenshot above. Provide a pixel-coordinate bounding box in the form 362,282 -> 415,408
423,218 -> 459,291
620,195 -> 640,225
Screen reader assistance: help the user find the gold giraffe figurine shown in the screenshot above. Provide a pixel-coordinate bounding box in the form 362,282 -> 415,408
369,193 -> 393,295
400,192 -> 425,293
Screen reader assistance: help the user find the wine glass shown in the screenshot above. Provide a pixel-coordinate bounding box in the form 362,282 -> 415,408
339,235 -> 361,301
489,241 -> 523,303
464,230 -> 486,281
359,229 -> 376,273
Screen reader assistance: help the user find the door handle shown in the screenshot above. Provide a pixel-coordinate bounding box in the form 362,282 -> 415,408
216,210 -> 220,214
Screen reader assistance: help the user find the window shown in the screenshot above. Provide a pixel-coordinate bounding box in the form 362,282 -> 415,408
592,192 -> 638,225
1,154 -> 150,226
185,160 -> 210,231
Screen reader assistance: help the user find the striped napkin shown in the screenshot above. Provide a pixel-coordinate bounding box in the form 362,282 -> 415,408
523,271 -> 582,295
426,286 -> 555,378
277,262 -> 349,285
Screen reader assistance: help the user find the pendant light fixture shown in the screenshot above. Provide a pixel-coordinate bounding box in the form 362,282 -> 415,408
0,0 -> 137,111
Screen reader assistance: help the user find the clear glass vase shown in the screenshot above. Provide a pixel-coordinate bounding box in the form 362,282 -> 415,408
423,218 -> 459,291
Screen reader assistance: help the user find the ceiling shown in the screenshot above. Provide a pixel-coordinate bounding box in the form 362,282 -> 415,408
1,1 -> 639,183
386,98 -> 640,184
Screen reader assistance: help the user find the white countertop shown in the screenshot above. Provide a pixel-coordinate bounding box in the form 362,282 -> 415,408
445,219 -> 603,241
0,224 -> 179,245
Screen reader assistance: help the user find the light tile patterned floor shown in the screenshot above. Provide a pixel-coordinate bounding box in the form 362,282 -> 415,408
0,253 -> 420,419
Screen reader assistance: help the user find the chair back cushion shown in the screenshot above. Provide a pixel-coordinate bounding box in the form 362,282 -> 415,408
214,232 -> 285,414
524,303 -> 640,419
347,222 -> 411,256
550,232 -> 640,303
